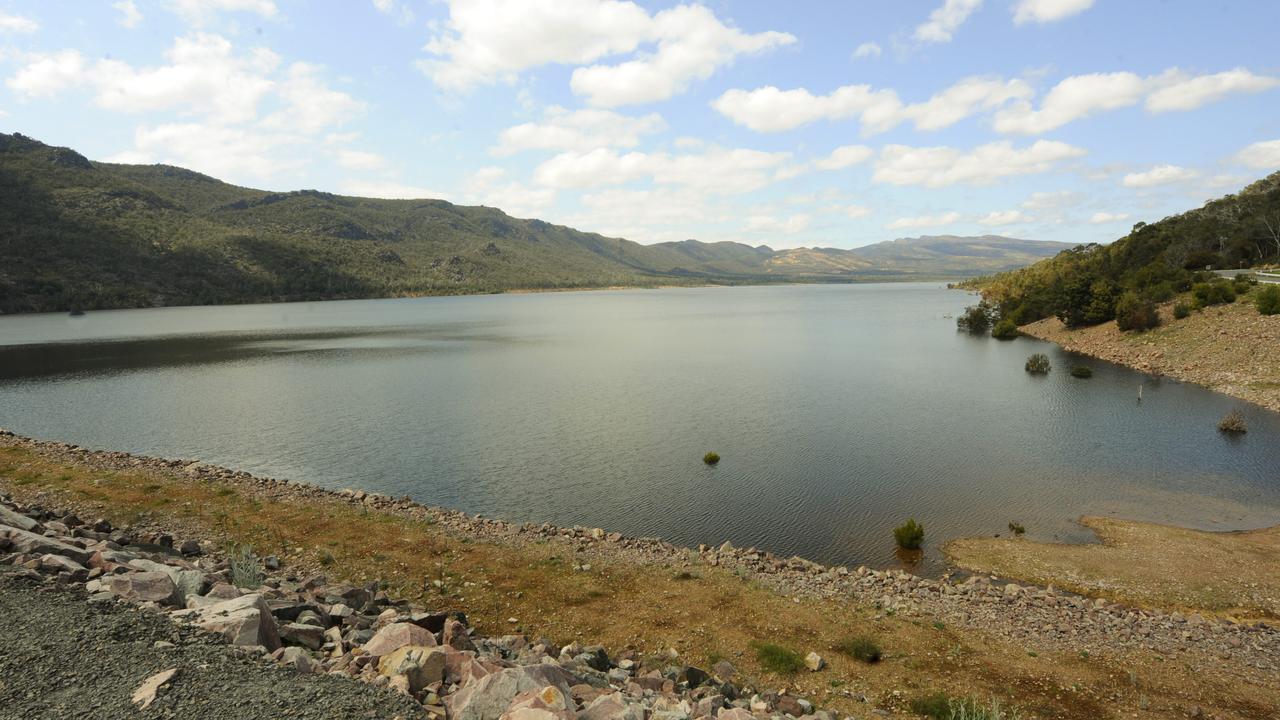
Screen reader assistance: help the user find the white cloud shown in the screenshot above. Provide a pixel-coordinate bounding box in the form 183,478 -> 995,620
900,77 -> 1032,131
853,42 -> 882,59
334,149 -> 386,170
118,122 -> 301,180
744,214 -> 811,234
533,146 -> 792,194
834,205 -> 871,219
1234,140 -> 1280,170
421,0 -> 793,106
887,212 -> 962,230
464,166 -> 556,217
874,140 -> 1086,188
568,5 -> 795,107
168,0 -> 278,24
914,0 -> 983,43
1012,0 -> 1094,25
573,187 -> 721,236
995,72 -> 1145,134
262,61 -> 365,134
1089,211 -> 1130,224
6,51 -> 85,98
814,144 -> 873,171
371,0 -> 413,22
1021,190 -> 1080,210
494,106 -> 665,155
1121,164 -> 1197,187
1145,68 -> 1279,112
114,1 -> 143,28
977,210 -> 1031,226
341,181 -> 451,200
0,11 -> 39,33
533,148 -> 651,189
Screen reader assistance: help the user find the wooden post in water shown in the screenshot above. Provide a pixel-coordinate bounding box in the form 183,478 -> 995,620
1138,383 -> 1143,403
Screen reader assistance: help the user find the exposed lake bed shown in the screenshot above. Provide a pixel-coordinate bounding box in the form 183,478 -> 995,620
1,283 -> 1278,573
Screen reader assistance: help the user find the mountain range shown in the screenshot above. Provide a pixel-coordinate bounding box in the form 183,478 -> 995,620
0,133 -> 1073,313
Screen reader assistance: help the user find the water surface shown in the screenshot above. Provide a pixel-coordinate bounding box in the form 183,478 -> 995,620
2,283 -> 1277,573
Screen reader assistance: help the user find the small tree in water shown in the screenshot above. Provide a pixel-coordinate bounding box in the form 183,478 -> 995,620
1218,409 -> 1248,434
957,303 -> 993,334
1025,353 -> 1051,374
894,519 -> 925,550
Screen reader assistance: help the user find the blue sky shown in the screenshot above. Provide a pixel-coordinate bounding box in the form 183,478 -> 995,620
1,0 -> 1278,249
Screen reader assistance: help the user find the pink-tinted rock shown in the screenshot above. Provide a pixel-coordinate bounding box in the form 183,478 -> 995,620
362,621 -> 436,658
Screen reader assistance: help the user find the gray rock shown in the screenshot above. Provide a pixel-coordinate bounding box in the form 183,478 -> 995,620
172,593 -> 281,650
0,525 -> 92,564
109,571 -> 180,606
447,665 -> 581,720
0,506 -> 39,532
280,622 -> 326,650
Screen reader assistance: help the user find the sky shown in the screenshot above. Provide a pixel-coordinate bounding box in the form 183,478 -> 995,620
1,1 -> 1278,250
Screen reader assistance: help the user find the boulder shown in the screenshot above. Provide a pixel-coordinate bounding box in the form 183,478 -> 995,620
362,621 -> 436,658
0,506 -> 38,532
279,622 -> 326,650
579,693 -> 645,720
447,665 -> 580,720
127,559 -> 205,605
39,554 -> 88,578
379,645 -> 448,694
444,616 -> 476,651
109,571 -> 180,605
172,593 -> 280,650
718,710 -> 754,720
0,525 -> 93,564
804,652 -> 825,672
501,686 -> 576,720
278,646 -> 317,673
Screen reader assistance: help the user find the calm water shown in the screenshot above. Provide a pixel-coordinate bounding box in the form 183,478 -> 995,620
1,283 -> 1278,573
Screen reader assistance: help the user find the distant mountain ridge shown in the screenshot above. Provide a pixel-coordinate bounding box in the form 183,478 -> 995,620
0,133 -> 1072,313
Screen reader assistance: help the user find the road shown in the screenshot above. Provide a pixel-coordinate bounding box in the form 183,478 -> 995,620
1211,269 -> 1280,284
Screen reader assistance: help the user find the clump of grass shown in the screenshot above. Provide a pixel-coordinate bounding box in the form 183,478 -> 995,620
750,641 -> 805,674
1173,301 -> 1192,319
228,544 -> 263,589
1007,522 -> 1025,536
894,519 -> 925,550
1218,409 -> 1248,434
703,451 -> 720,465
1024,353 -> 1051,374
835,636 -> 882,663
911,693 -> 1021,720
1069,365 -> 1093,379
317,549 -> 335,566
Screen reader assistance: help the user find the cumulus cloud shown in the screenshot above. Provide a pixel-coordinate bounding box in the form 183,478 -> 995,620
494,107 -> 665,155
1012,0 -> 1093,25
1234,140 -> 1280,170
977,210 -> 1031,226
1020,190 -> 1080,210
334,149 -> 386,171
887,212 -> 962,230
421,0 -> 793,106
1121,165 -> 1198,188
1145,68 -> 1279,112
873,140 -> 1086,188
6,51 -> 85,98
813,145 -> 873,171
115,122 -> 301,179
1089,212 -> 1130,224
532,146 -> 792,195
114,1 -> 144,28
744,214 -> 811,234
0,11 -> 39,33
853,42 -> 882,59
464,166 -> 557,217
914,0 -> 983,43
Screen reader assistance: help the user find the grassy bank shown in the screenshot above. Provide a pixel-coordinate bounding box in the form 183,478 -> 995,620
1,438 -> 1277,718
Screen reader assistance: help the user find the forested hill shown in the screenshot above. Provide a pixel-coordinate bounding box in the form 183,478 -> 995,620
974,171 -> 1280,327
0,133 -> 1066,313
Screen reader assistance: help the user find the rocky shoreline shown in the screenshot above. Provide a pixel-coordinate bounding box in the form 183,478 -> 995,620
2,428 -> 1278,718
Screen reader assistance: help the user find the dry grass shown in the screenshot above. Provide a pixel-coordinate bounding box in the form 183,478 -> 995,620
946,516 -> 1280,621
2,444 -> 1278,719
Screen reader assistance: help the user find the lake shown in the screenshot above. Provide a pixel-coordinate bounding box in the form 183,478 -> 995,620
1,283 -> 1278,574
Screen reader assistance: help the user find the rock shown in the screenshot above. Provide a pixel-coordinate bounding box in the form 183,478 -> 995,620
711,660 -> 735,681
677,666 -> 709,688
804,651 -> 825,672
0,506 -> 39,532
502,686 -> 576,720
278,646 -> 317,673
172,593 -> 281,650
179,539 -> 202,556
579,693 -> 644,720
0,525 -> 93,564
447,665 -> 581,720
279,622 -> 326,650
363,621 -> 437,658
444,616 -> 476,651
718,710 -> 754,720
379,645 -> 448,694
109,571 -> 180,606
131,668 -> 178,709
577,646 -> 610,672
39,553 -> 88,577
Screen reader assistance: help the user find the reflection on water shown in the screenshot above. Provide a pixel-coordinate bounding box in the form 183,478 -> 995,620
1,284 -> 1278,574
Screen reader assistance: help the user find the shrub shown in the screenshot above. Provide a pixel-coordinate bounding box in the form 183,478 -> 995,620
1008,522 -> 1025,536
957,303 -> 993,334
1114,292 -> 1160,331
1173,302 -> 1192,319
703,451 -> 720,465
1256,285 -> 1280,315
1233,275 -> 1256,294
836,636 -> 882,663
750,641 -> 805,674
1069,366 -> 1093,379
1218,409 -> 1248,434
990,318 -> 1019,340
228,545 -> 263,589
894,519 -> 925,550
1024,353 -> 1050,374
1192,281 -> 1236,307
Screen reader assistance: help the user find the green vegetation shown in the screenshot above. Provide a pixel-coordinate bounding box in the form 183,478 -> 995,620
1008,522 -> 1026,535
970,172 -> 1280,331
702,452 -> 720,465
990,317 -> 1019,340
1114,291 -> 1160,331
228,544 -> 263,589
749,641 -> 805,674
894,519 -> 925,550
835,636 -> 882,663
1025,353 -> 1051,374
1218,409 -> 1248,435
957,303 -> 993,334
910,693 -> 1021,720
1173,301 -> 1192,319
1192,281 -> 1237,307
1069,366 -> 1093,379
1257,284 -> 1280,315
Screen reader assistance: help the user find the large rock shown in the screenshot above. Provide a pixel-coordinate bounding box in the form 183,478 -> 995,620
501,686 -> 576,720
379,645 -> 448,695
362,621 -> 436,658
579,693 -> 645,720
0,525 -> 93,564
173,593 -> 281,650
0,506 -> 38,532
127,558 -> 205,605
447,665 -> 581,720
109,571 -> 180,605
279,622 -> 326,650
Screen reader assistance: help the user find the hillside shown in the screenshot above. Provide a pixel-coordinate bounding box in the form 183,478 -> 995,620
0,133 -> 1065,313
973,171 -> 1280,326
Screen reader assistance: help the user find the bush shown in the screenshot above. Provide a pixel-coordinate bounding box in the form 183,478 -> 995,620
1192,281 -> 1236,307
1008,522 -> 1025,535
1114,292 -> 1160,331
750,641 -> 805,674
1069,366 -> 1093,379
1256,285 -> 1280,315
836,636 -> 882,663
990,318 -> 1019,340
1024,353 -> 1050,374
1233,274 -> 1256,294
703,451 -> 720,465
1218,409 -> 1248,434
894,519 -> 925,550
957,303 -> 993,334
1173,301 -> 1192,319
